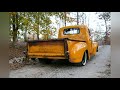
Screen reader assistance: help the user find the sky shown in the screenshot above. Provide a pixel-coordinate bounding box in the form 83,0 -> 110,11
49,12 -> 111,40
50,12 -> 107,33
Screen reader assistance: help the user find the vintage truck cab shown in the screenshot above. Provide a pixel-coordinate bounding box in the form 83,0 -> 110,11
26,25 -> 98,66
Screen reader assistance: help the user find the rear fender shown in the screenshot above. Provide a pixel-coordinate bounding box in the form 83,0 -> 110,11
68,42 -> 88,63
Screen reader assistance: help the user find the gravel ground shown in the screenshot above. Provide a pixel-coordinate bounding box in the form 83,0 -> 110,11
9,45 -> 111,78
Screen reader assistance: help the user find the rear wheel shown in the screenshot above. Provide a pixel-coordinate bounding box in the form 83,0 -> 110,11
80,52 -> 87,66
72,51 -> 87,66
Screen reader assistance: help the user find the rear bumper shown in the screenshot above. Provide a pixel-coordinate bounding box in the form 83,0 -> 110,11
29,55 -> 66,59
28,53 -> 64,56
23,51 -> 69,60
28,53 -> 66,59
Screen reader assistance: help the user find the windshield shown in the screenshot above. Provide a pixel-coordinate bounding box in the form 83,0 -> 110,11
63,28 -> 80,35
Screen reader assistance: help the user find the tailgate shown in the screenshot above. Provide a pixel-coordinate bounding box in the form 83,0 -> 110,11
27,39 -> 68,58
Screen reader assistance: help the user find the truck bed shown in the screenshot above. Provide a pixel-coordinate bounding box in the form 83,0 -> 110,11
27,39 -> 68,59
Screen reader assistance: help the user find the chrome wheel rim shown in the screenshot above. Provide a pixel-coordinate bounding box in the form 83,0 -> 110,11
82,52 -> 87,66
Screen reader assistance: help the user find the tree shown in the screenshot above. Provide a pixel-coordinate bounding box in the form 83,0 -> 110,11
78,12 -> 84,24
36,12 -> 40,40
98,12 -> 110,32
9,12 -> 19,44
77,12 -> 79,25
23,12 -> 28,41
18,12 -> 33,41
97,12 -> 111,44
73,12 -> 86,25
9,12 -> 75,42
64,12 -> 66,26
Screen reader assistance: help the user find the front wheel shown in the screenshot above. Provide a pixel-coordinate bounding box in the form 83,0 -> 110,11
96,46 -> 98,52
80,52 -> 87,66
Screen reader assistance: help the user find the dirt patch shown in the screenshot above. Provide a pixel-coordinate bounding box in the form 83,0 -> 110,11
9,57 -> 39,70
9,41 -> 41,70
97,69 -> 111,78
97,61 -> 111,78
9,41 -> 27,60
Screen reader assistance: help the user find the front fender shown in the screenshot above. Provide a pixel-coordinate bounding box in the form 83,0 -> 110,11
92,42 -> 98,55
68,42 -> 88,63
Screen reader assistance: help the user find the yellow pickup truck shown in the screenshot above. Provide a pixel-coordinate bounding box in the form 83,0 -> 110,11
25,25 -> 98,66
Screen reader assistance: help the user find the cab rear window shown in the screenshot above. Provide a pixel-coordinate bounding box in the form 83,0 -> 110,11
63,28 -> 80,35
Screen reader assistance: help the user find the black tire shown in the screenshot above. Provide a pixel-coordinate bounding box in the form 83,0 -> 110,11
96,47 -> 98,52
31,58 -> 36,61
45,59 -> 52,64
80,52 -> 87,66
39,58 -> 52,64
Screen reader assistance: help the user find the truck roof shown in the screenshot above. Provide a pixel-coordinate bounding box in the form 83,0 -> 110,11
59,25 -> 88,29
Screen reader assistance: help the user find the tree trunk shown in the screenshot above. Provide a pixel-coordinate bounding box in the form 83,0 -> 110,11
46,25 -> 48,40
83,13 -> 85,24
105,20 -> 107,35
80,13 -> 84,24
12,13 -> 16,42
37,12 -> 39,40
24,26 -> 27,41
37,31 -> 39,40
64,12 -> 66,26
13,29 -> 17,43
77,12 -> 79,25
88,15 -> 89,27
12,12 -> 18,44
84,13 -> 86,24
104,20 -> 108,44
24,12 -> 27,42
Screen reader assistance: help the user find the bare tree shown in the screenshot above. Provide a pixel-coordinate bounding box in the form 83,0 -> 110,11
37,12 -> 40,40
64,12 -> 66,26
11,12 -> 19,44
79,12 -> 86,24
77,12 -> 79,25
98,12 -> 111,44
87,13 -> 90,27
